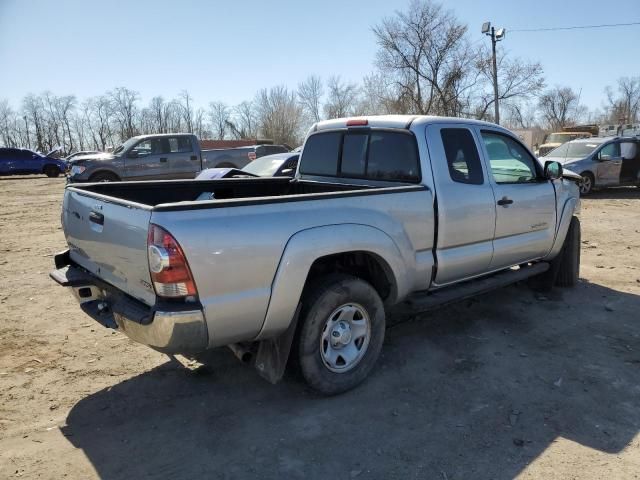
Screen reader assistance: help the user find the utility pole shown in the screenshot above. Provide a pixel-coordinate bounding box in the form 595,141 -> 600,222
482,22 -> 506,125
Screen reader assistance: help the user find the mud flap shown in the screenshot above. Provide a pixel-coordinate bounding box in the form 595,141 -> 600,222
254,303 -> 301,384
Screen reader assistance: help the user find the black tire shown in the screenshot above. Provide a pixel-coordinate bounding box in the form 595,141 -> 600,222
44,165 -> 60,178
89,171 -> 119,182
554,216 -> 581,287
296,274 -> 385,395
579,171 -> 594,196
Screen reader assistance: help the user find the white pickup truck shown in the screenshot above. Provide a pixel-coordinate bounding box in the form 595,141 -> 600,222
51,115 -> 581,395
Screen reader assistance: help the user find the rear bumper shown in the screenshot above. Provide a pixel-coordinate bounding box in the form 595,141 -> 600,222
50,254 -> 208,354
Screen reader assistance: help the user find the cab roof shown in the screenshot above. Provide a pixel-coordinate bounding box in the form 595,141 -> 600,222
313,115 -> 513,134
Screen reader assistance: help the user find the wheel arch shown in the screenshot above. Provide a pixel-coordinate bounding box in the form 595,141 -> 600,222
255,224 -> 409,341
88,169 -> 121,181
543,196 -> 579,261
42,162 -> 62,173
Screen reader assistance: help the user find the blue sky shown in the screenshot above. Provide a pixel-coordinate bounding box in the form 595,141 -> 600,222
0,0 -> 638,110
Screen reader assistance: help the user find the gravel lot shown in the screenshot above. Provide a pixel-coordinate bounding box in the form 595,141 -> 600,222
0,176 -> 639,479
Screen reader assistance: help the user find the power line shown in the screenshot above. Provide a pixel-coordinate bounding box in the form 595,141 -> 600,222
510,21 -> 640,33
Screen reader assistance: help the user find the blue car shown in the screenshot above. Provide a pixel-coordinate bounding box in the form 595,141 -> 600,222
0,147 -> 67,177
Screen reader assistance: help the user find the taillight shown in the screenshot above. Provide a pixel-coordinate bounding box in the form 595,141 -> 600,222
248,151 -> 257,161
147,224 -> 197,298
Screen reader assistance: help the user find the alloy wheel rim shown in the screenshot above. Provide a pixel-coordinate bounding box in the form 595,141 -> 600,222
320,303 -> 371,373
581,176 -> 591,194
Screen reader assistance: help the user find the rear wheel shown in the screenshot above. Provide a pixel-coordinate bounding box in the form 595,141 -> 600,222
296,274 -> 385,395
579,172 -> 594,195
89,171 -> 119,182
44,165 -> 60,178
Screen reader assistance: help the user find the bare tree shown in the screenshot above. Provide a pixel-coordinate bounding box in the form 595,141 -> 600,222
108,87 -> 139,140
255,85 -> 303,146
605,76 -> 640,123
297,75 -> 324,122
208,101 -> 230,139
177,90 -> 194,132
323,76 -> 360,118
232,101 -> 258,139
372,0 -> 475,116
0,100 -> 19,147
538,86 -> 581,130
193,108 -> 206,139
475,49 -> 545,121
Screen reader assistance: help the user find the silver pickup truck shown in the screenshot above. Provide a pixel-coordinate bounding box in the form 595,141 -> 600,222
51,115 -> 581,395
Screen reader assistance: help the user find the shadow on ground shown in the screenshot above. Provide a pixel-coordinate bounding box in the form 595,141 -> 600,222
64,280 -> 640,479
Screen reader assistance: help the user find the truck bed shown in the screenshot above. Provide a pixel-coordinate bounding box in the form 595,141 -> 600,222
68,177 -> 414,210
63,177 -> 430,314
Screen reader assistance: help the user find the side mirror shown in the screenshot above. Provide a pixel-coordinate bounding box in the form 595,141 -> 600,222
127,150 -> 139,159
544,160 -> 563,180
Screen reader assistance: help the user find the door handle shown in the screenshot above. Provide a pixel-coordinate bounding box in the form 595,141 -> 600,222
89,211 -> 104,225
190,155 -> 198,161
159,157 -> 168,163
497,196 -> 514,206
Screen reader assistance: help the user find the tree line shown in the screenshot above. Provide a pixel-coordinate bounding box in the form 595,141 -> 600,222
1,0 -> 638,154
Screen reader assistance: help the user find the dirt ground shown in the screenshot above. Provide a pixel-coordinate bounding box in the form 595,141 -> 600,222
0,176 -> 639,480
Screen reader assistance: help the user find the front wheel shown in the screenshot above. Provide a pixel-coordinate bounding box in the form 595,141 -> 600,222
89,172 -> 119,182
296,274 -> 385,395
44,165 -> 60,178
554,216 -> 581,287
579,172 -> 594,195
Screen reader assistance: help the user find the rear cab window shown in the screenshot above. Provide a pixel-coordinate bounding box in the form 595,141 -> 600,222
299,129 -> 420,182
168,136 -> 193,153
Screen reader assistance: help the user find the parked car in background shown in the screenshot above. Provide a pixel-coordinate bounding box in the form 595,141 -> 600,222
196,153 -> 299,180
0,147 -> 67,177
65,150 -> 100,161
204,144 -> 289,170
67,133 -> 291,182
536,131 -> 592,157
544,137 -> 640,195
67,134 -> 206,182
51,115 -> 581,394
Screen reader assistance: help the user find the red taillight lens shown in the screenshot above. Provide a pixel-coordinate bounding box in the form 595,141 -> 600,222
147,224 -> 197,298
248,151 -> 257,161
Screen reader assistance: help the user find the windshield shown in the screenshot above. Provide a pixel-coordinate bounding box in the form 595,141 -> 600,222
112,137 -> 140,156
242,157 -> 284,176
544,133 -> 577,144
548,142 -> 599,158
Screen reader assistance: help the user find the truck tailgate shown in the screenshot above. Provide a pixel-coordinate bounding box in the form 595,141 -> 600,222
63,189 -> 156,306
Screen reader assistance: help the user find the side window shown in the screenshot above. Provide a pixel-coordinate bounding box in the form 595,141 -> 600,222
130,139 -> 164,157
599,142 -> 620,160
340,133 -> 367,177
264,145 -> 285,155
620,142 -> 637,159
18,150 -> 34,161
299,132 -> 341,176
481,132 -> 538,184
440,128 -> 483,185
168,136 -> 193,153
